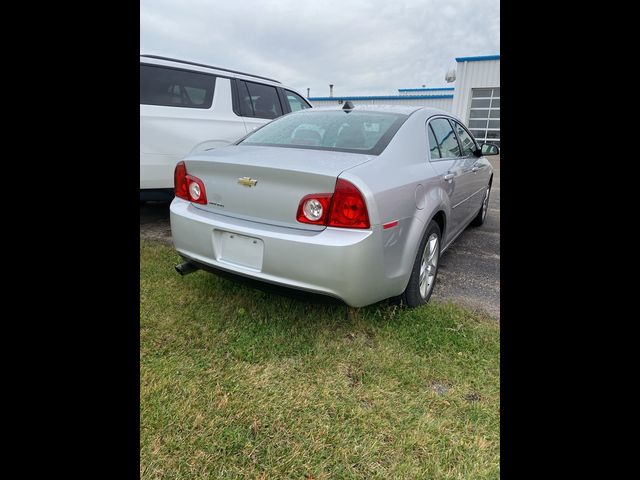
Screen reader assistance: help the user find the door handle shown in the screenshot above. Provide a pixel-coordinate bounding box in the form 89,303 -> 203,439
443,173 -> 454,181
471,166 -> 479,173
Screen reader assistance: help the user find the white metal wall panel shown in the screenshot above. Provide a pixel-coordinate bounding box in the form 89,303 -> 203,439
451,59 -> 500,122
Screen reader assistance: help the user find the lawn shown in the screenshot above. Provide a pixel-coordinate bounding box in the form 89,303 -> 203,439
140,240 -> 500,479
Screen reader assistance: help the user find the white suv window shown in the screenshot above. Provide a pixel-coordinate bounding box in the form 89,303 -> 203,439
245,81 -> 283,119
285,90 -> 311,112
140,64 -> 215,109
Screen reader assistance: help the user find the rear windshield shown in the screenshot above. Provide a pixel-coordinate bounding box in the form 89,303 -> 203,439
239,110 -> 408,155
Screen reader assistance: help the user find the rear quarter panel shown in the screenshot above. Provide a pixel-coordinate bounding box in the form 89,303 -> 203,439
343,111 -> 452,296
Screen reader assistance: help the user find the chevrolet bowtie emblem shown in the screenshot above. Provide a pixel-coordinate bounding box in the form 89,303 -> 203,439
237,177 -> 258,187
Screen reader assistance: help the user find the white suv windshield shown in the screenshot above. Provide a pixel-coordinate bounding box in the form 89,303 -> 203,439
239,110 -> 408,155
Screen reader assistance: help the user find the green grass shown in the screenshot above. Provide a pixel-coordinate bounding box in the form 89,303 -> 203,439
140,240 -> 500,479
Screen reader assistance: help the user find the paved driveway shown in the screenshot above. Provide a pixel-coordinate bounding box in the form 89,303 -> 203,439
431,156 -> 500,318
140,156 -> 500,318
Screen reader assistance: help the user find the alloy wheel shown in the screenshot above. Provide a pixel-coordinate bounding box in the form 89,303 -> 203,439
419,233 -> 439,299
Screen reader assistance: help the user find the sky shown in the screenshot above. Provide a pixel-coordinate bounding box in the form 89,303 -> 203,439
140,0 -> 499,98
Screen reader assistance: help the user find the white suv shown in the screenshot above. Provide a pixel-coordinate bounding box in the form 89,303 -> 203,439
140,55 -> 312,201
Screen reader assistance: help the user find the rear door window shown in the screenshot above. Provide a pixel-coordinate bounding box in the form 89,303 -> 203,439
236,81 -> 254,117
140,64 -> 215,109
450,120 -> 477,157
429,118 -> 461,158
244,81 -> 283,119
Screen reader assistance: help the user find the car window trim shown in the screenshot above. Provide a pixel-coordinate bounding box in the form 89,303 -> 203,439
426,115 -> 463,162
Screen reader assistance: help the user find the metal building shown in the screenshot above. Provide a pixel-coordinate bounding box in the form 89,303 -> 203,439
451,55 -> 500,148
309,89 -> 454,111
308,54 -> 500,148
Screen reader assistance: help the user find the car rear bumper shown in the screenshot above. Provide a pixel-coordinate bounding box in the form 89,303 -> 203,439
169,198 -> 389,307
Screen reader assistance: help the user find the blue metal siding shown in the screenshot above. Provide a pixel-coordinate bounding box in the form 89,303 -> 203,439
398,87 -> 455,92
455,54 -> 500,63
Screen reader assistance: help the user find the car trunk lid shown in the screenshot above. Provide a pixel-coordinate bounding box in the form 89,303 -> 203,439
184,145 -> 374,230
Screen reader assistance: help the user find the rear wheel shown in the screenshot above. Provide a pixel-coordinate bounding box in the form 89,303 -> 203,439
470,183 -> 491,227
401,220 -> 441,307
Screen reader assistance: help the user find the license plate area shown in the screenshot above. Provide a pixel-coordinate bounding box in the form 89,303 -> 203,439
213,230 -> 264,271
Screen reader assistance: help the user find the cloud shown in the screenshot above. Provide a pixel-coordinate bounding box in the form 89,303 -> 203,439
141,0 -> 499,97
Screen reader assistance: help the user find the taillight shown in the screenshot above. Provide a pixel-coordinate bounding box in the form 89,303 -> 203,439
296,178 -> 369,229
328,178 -> 370,229
174,161 -> 189,200
174,161 -> 207,205
296,193 -> 332,225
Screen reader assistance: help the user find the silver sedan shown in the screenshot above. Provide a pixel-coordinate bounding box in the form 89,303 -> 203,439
170,104 -> 496,307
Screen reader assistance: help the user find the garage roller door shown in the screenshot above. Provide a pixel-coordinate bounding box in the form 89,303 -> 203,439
467,88 -> 500,149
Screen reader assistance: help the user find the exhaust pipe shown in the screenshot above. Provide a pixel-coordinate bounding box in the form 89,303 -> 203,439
175,261 -> 199,276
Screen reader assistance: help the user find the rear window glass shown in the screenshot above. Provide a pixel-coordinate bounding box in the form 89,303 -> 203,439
140,64 -> 215,108
239,110 -> 408,155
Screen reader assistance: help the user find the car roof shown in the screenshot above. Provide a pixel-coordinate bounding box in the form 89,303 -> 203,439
140,54 -> 281,84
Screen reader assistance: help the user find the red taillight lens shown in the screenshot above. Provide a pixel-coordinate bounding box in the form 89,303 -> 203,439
174,161 -> 207,205
174,161 -> 189,200
296,179 -> 370,229
328,179 -> 369,229
296,193 -> 332,225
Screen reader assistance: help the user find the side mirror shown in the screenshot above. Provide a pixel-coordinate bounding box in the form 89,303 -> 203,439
480,142 -> 500,156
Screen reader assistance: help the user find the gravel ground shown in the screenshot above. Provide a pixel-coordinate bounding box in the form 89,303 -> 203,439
139,201 -> 173,246
140,156 -> 500,318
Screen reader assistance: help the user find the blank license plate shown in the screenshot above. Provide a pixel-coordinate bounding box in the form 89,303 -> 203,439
216,231 -> 264,270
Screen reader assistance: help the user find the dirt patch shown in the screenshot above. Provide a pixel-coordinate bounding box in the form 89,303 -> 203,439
140,202 -> 172,245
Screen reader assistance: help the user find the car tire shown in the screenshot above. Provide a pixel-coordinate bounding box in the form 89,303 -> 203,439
401,220 -> 442,308
470,182 -> 491,227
